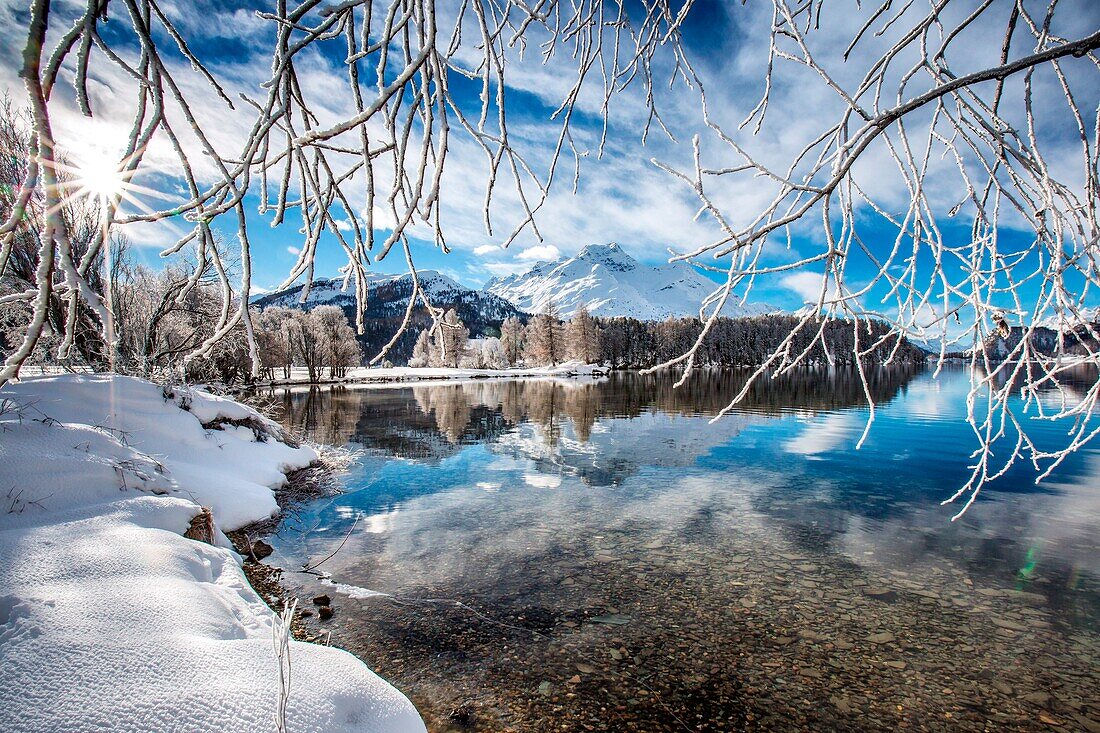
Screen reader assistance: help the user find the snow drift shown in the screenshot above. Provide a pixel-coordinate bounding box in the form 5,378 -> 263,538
0,374 -> 424,733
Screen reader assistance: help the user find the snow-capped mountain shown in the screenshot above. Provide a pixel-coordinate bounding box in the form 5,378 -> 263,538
483,242 -> 777,320
1036,306 -> 1100,331
254,270 -> 522,321
252,270 -> 524,363
253,270 -> 512,317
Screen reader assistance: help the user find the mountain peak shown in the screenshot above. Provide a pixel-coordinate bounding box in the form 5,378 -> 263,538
578,241 -> 622,255
577,242 -> 628,260
573,242 -> 636,275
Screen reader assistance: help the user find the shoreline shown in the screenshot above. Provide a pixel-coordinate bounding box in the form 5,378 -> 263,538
0,374 -> 426,733
241,363 -> 612,390
227,454 -> 350,644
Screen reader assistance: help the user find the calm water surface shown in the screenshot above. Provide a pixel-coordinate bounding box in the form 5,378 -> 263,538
263,368 -> 1099,732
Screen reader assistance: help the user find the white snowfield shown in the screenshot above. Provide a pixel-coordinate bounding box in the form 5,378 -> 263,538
0,374 -> 425,733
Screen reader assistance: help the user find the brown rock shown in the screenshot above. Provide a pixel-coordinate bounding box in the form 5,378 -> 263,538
1022,692 -> 1051,706
865,588 -> 898,603
991,616 -> 1027,632
251,540 -> 273,560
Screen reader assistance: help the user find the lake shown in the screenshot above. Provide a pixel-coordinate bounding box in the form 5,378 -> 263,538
261,367 -> 1099,732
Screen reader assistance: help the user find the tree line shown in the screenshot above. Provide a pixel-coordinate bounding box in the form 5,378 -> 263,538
408,302 -> 601,369
596,314 -> 927,369
405,303 -> 926,371
1,231 -> 363,384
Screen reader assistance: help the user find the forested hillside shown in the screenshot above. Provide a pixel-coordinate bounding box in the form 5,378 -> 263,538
596,315 -> 928,369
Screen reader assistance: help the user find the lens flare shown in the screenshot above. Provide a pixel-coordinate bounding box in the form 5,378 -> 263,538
71,147 -> 128,203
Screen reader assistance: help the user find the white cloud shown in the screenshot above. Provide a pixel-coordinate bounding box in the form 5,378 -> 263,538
364,206 -> 396,232
119,219 -> 190,250
362,205 -> 433,240
780,271 -> 837,304
476,261 -> 531,280
472,244 -> 498,256
784,412 -> 860,457
516,244 -> 561,262
286,246 -> 301,255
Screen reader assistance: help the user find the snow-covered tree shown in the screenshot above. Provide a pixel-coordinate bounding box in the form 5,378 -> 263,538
499,316 -> 524,367
309,305 -> 362,378
254,307 -> 296,380
430,309 -> 469,369
102,246 -> 256,382
0,98 -> 109,371
566,305 -> 600,364
462,337 -> 508,370
481,338 -> 509,370
408,329 -> 435,368
290,311 -> 324,383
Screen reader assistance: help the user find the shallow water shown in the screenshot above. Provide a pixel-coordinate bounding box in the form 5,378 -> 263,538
262,367 -> 1099,732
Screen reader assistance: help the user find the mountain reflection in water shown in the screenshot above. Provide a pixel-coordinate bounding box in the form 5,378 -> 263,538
258,366 -> 1099,733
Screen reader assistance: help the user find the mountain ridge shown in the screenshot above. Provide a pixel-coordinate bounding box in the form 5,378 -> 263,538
251,270 -> 525,363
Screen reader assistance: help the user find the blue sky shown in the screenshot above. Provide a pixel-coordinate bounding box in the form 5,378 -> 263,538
1,0 -> 1097,328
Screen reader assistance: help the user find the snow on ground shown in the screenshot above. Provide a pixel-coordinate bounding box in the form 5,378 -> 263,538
0,374 -> 425,733
260,360 -> 609,387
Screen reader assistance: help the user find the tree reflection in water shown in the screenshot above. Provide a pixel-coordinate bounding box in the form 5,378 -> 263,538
260,366 -> 928,459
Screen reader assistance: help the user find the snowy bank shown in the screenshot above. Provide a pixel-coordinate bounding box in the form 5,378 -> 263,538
0,374 -> 425,733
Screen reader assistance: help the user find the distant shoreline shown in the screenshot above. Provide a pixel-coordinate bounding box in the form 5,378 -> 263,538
244,362 -> 612,389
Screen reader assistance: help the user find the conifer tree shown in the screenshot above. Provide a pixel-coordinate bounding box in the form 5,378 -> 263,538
524,301 -> 563,366
565,305 -> 600,363
499,316 -> 524,367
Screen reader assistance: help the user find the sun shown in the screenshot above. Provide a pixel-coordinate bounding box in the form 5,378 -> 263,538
71,147 -> 129,204
55,138 -> 165,227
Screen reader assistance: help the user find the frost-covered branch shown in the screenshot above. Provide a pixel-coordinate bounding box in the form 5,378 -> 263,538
646,0 -> 1100,515
3,0 -> 1099,515
1,0 -> 693,383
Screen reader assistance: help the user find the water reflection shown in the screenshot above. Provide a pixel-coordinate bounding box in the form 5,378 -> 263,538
260,367 -> 1100,598
270,366 -> 923,460
260,367 -> 1100,733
